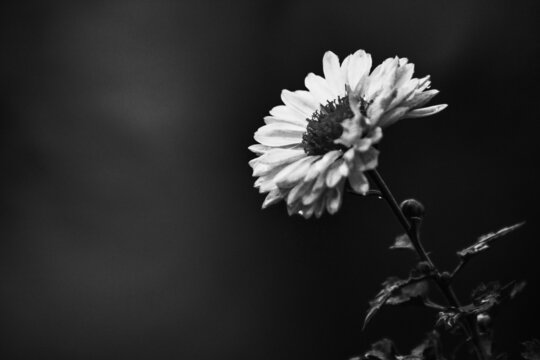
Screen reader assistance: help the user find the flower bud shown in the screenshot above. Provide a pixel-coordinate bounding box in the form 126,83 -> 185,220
400,199 -> 425,219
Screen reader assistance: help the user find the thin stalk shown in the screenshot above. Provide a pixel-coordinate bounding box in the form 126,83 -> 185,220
367,169 -> 485,360
450,259 -> 469,282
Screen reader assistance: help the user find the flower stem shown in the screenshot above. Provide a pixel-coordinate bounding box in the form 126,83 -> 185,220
366,169 -> 485,360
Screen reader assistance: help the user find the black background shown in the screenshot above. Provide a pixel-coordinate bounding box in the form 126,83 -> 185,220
1,1 -> 539,359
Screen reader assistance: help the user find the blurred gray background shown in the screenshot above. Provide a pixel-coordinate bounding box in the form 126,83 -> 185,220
1,0 -> 539,359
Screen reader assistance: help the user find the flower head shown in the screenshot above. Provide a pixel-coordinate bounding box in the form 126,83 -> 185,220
249,50 -> 446,218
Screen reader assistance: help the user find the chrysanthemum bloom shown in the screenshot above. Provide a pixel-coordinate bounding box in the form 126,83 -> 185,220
249,50 -> 447,218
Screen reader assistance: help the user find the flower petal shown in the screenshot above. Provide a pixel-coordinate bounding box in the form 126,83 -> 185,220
340,55 -> 351,82
326,158 -> 347,188
250,148 -> 305,176
348,169 -> 369,194
248,144 -> 272,155
287,180 -> 314,204
304,152 -> 341,205
354,147 -> 379,172
301,187 -> 324,206
347,50 -> 372,92
388,78 -> 419,110
404,89 -> 439,109
274,156 -> 317,188
254,123 -> 305,146
262,188 -> 283,209
304,73 -> 335,104
255,148 -> 305,165
286,199 -> 303,216
263,116 -> 303,127
281,90 -> 319,117
417,75 -> 431,91
377,106 -> 409,128
403,104 -> 447,119
323,51 -> 346,96
394,62 -> 415,89
256,177 -> 278,193
325,182 -> 344,214
254,163 -> 292,193
269,105 -> 308,124
305,150 -> 341,182
313,196 -> 326,218
299,205 -> 315,219
368,88 -> 398,124
365,57 -> 399,99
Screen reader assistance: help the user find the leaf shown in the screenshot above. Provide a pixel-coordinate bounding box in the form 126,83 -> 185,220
434,280 -> 525,333
410,331 -> 445,360
522,339 -> 540,360
468,280 -> 527,312
360,335 -> 448,360
457,222 -> 525,258
363,338 -> 398,360
472,280 -> 527,305
364,275 -> 429,329
390,234 -> 415,251
471,281 -> 501,301
364,278 -> 405,329
411,261 -> 433,278
464,282 -> 502,314
386,281 -> 429,305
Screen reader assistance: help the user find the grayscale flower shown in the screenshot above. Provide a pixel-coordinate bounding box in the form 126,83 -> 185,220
249,50 -> 446,218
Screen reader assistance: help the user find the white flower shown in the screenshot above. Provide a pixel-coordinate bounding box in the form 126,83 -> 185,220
249,50 -> 446,218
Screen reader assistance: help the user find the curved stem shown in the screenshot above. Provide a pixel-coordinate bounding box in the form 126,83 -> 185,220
368,170 -> 433,267
367,169 -> 485,360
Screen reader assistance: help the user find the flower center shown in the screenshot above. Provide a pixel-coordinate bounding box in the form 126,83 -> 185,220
302,96 -> 368,155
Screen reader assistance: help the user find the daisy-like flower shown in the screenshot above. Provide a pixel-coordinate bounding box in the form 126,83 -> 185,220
249,49 -> 447,218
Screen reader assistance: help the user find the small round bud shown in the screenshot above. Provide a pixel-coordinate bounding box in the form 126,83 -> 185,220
400,199 -> 425,219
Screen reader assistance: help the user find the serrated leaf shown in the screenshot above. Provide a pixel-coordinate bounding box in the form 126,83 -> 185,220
364,276 -> 429,329
387,281 -> 429,305
364,277 -> 405,329
457,222 -> 525,258
457,280 -> 527,316
522,339 -> 540,360
478,222 -> 525,243
390,234 -> 415,251
471,281 -> 501,301
471,280 -> 526,305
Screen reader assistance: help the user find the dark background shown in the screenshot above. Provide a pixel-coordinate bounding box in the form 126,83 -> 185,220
1,0 -> 539,359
